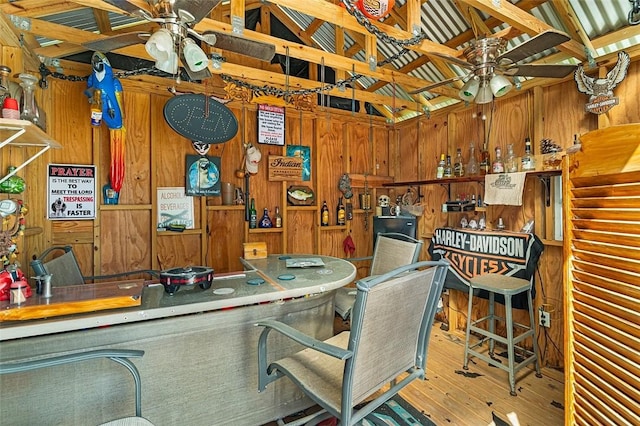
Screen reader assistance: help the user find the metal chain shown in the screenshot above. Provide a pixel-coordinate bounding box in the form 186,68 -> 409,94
38,62 -> 177,88
221,73 -> 363,102
630,0 -> 640,25
340,0 -> 428,47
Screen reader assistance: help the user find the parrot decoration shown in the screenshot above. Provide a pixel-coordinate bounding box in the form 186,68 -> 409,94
85,52 -> 126,202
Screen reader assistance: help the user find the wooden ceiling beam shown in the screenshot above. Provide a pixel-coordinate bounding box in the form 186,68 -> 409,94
550,0 -> 595,56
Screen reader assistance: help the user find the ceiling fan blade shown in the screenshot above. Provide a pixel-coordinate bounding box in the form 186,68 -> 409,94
83,32 -> 148,52
503,64 -> 577,78
497,30 -> 571,64
430,52 -> 474,69
408,75 -> 465,94
174,0 -> 222,24
204,31 -> 276,62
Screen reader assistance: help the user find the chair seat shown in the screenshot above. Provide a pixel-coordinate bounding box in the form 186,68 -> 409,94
469,274 -> 530,295
271,332 -> 351,414
99,417 -> 155,426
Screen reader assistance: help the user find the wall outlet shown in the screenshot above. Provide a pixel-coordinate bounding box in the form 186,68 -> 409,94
539,308 -> 551,328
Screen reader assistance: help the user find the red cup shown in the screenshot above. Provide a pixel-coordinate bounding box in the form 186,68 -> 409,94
3,97 -> 18,110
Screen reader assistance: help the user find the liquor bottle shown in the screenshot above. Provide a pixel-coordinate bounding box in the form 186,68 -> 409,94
479,142 -> 490,175
521,137 -> 536,171
321,201 -> 329,226
492,147 -> 505,173
258,208 -> 272,228
505,143 -> 518,173
436,154 -> 445,179
249,198 -> 257,229
336,197 -> 346,225
453,148 -> 465,177
466,143 -> 479,176
274,206 -> 282,228
443,155 -> 453,178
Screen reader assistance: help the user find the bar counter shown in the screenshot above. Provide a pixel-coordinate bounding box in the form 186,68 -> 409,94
0,255 -> 356,426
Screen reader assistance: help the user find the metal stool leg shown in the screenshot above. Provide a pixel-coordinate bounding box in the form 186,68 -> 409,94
463,285 -> 474,369
505,295 -> 517,396
488,291 -> 495,356
528,289 -> 543,379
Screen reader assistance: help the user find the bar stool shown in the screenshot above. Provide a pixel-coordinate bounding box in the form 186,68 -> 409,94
463,273 -> 542,396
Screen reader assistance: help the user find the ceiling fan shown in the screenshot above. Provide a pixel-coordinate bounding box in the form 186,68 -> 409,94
83,0 -> 276,81
409,30 -> 577,104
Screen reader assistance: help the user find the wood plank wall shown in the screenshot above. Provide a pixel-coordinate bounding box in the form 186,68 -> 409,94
3,36 -> 639,369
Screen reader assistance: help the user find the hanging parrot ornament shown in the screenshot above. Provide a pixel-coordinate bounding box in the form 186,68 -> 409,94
85,52 -> 126,204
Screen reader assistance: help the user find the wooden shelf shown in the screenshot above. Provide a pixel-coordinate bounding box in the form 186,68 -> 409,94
157,228 -> 202,236
382,170 -> 562,187
318,225 -> 347,231
206,205 -> 245,211
0,118 -> 63,185
101,204 -> 152,211
248,227 -> 283,234
287,205 -> 317,211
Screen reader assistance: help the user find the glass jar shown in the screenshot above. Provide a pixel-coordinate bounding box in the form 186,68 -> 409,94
543,148 -> 562,170
0,166 -> 26,194
18,73 -> 39,125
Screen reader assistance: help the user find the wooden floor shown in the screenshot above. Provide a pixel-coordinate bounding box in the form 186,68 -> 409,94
266,317 -> 565,426
400,322 -> 565,426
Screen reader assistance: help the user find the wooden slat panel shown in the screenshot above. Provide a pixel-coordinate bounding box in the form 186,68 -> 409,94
571,170 -> 640,188
572,182 -> 640,197
573,240 -> 640,260
572,260 -> 640,286
573,230 -> 640,247
572,249 -> 640,275
573,270 -> 640,301
571,196 -> 640,208
573,279 -> 639,311
573,303 -> 639,342
570,208 -> 640,221
573,291 -> 640,328
573,323 -> 640,378
571,219 -> 640,234
574,351 -> 640,423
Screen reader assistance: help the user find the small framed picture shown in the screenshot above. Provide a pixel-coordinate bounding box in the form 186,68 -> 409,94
186,155 -> 221,196
286,145 -> 311,181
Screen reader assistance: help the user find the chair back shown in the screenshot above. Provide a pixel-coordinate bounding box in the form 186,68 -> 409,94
345,260 -> 448,405
30,245 -> 85,286
369,233 -> 423,276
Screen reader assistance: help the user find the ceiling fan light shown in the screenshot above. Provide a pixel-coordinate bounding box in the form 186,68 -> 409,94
155,50 -> 179,74
183,39 -> 209,72
459,77 -> 479,102
490,74 -> 513,97
145,28 -> 174,62
475,83 -> 494,104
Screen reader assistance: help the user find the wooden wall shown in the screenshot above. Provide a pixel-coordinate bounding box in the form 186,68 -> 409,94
3,35 -> 639,369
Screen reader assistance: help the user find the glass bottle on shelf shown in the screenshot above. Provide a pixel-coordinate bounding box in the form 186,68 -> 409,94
521,137 -> 536,171
18,73 -> 39,125
505,143 -> 518,173
274,206 -> 282,228
321,201 -> 329,226
0,65 -> 11,107
336,197 -> 346,225
492,147 -> 505,173
467,143 -> 479,176
258,208 -> 272,228
436,154 -> 445,179
249,198 -> 257,229
453,148 -> 465,177
479,141 -> 490,175
443,155 -> 453,178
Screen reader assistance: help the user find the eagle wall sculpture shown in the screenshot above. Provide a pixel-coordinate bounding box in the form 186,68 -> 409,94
574,51 -> 630,114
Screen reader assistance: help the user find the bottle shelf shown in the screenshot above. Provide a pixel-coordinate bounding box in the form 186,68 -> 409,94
248,228 -> 283,234
382,170 -> 561,187
287,205 -> 317,211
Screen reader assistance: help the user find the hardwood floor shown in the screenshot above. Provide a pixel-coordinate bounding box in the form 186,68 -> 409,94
401,322 -> 565,426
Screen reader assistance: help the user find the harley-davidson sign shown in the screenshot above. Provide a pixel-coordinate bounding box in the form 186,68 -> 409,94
575,51 -> 630,115
428,228 -> 543,308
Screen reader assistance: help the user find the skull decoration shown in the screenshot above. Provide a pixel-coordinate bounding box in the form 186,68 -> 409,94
378,195 -> 390,207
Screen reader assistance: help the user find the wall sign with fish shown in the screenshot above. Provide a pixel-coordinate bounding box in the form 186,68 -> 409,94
287,186 -> 315,206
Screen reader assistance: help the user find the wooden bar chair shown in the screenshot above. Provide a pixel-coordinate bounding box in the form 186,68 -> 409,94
463,273 -> 542,396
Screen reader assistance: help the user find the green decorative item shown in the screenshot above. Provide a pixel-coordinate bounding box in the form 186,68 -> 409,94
0,167 -> 26,194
